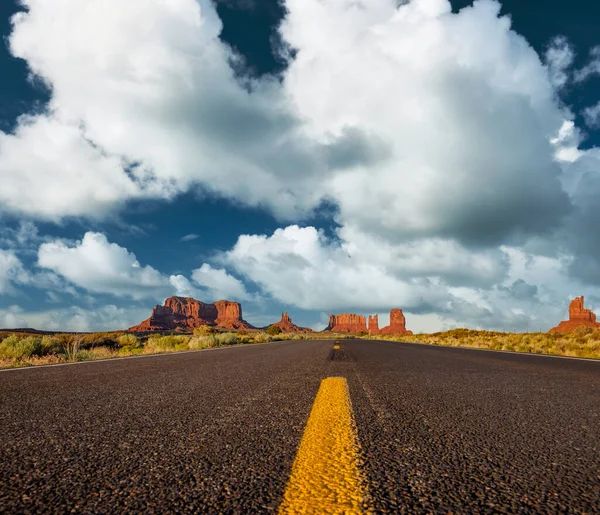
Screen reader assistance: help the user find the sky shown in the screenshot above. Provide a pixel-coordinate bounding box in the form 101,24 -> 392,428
1,0 -> 600,333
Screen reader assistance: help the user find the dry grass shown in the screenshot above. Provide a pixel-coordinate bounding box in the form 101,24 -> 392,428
5,327 -> 598,368
0,330 -> 326,369
366,326 -> 600,359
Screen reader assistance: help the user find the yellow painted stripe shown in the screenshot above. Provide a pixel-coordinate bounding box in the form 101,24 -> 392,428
278,377 -> 369,514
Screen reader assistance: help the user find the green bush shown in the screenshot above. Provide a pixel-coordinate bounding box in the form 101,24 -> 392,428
52,334 -> 81,361
117,334 -> 140,348
0,335 -> 48,360
266,325 -> 282,336
253,333 -> 273,343
574,325 -> 593,336
215,333 -> 238,346
77,332 -> 119,349
188,335 -> 217,349
193,325 -> 216,336
145,335 -> 190,353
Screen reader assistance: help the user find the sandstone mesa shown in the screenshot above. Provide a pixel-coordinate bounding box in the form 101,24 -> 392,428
129,296 -> 412,334
128,296 -> 254,332
549,296 -> 600,333
326,309 -> 412,335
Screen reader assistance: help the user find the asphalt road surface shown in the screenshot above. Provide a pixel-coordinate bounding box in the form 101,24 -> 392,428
1,339 -> 599,513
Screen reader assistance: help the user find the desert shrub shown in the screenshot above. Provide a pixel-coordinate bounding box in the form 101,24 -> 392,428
237,334 -> 253,344
52,334 -> 81,361
188,335 -> 218,350
0,335 -> 47,360
266,325 -> 282,336
573,325 -> 594,337
118,346 -> 144,356
117,334 -> 141,348
193,325 -> 216,336
253,333 -> 273,343
77,347 -> 117,361
0,331 -> 17,342
41,335 -> 60,354
77,332 -> 119,349
145,335 -> 190,353
216,333 -> 238,345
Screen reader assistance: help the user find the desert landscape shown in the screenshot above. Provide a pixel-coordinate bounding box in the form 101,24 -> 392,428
2,295 -> 599,369
3,0 -> 600,512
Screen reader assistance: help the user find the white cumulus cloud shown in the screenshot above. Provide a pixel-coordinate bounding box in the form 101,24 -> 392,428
191,263 -> 251,301
280,0 -> 571,245
544,35 -> 574,89
3,0 -> 328,221
0,250 -> 30,294
1,0 -> 600,331
38,232 -> 171,299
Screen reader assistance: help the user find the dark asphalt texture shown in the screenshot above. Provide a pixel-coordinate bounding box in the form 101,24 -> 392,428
1,339 -> 599,513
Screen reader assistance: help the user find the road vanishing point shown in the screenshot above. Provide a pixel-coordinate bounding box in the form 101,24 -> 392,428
1,339 -> 599,513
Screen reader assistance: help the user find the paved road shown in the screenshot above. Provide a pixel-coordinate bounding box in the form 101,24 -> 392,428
1,340 -> 599,513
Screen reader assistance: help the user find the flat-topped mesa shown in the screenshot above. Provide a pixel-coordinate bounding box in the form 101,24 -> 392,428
379,309 -> 412,335
128,296 -> 254,332
214,300 -> 249,329
368,315 -> 379,333
269,312 -> 313,333
326,313 -> 367,332
549,296 -> 600,333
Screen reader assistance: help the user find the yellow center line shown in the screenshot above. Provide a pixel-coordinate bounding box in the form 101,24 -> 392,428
278,377 -> 370,514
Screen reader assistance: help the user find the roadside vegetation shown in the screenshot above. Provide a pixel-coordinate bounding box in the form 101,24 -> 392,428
4,326 -> 595,368
0,327 -> 329,369
365,327 -> 600,359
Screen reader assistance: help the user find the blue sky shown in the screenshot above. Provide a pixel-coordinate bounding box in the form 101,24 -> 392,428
1,0 -> 600,332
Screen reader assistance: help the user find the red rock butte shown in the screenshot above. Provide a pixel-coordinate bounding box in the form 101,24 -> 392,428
379,309 -> 412,335
326,309 -> 412,335
269,312 -> 313,333
549,296 -> 600,333
128,296 -> 254,332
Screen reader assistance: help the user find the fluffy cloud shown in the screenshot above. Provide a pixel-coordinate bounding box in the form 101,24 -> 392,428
0,304 -> 149,332
574,46 -> 600,83
0,250 -> 30,294
3,0 -> 600,331
35,231 -> 251,305
0,116 -> 147,221
3,0 -> 328,221
544,35 -> 574,89
191,264 -> 251,301
223,225 -> 587,331
226,225 -> 476,311
38,232 -> 171,299
582,102 -> 600,129
280,0 -> 571,245
1,0 -> 578,246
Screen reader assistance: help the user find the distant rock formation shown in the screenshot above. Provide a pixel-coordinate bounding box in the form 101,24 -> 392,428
325,308 -> 412,334
269,312 -> 313,333
326,313 -> 368,332
549,296 -> 600,333
129,296 -> 254,332
368,315 -> 379,333
379,309 -> 412,335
